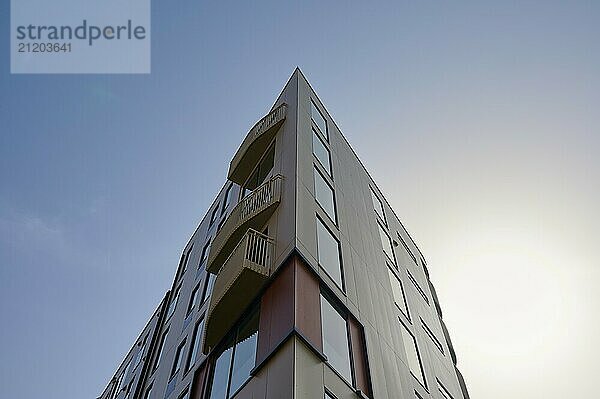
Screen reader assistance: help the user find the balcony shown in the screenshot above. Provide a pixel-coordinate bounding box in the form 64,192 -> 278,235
228,103 -> 287,185
206,174 -> 283,274
203,229 -> 275,352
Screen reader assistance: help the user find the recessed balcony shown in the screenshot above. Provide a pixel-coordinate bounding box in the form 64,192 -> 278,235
203,229 -> 275,353
206,174 -> 283,274
228,103 -> 287,185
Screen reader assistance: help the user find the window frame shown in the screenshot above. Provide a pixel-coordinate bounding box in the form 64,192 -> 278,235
388,265 -> 410,320
311,100 -> 328,140
399,320 -> 428,389
312,128 -> 332,176
185,317 -> 205,373
169,339 -> 187,380
314,164 -> 337,224
221,184 -> 233,216
315,216 -> 344,290
320,292 -> 354,386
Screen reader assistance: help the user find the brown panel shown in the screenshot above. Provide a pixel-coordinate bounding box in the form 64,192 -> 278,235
348,318 -> 371,397
256,257 -> 295,365
190,362 -> 208,399
294,256 -> 322,351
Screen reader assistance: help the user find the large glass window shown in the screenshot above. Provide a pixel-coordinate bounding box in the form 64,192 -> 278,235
388,267 -> 410,319
185,318 -> 205,372
378,222 -> 395,264
311,101 -> 328,139
371,188 -> 386,225
312,129 -> 331,175
320,294 -> 352,383
400,322 -> 427,388
314,166 -> 337,223
207,307 -> 259,399
316,218 -> 343,288
170,339 -> 186,379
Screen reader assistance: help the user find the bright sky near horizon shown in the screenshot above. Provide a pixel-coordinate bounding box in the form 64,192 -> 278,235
1,2 -> 599,399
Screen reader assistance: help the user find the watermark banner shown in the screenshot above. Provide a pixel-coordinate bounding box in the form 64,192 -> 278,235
11,0 -> 151,74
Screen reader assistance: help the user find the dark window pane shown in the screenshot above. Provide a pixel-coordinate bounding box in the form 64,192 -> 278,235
311,101 -> 328,139
320,294 -> 352,383
221,185 -> 232,215
312,130 -> 331,174
400,323 -> 427,388
316,218 -> 343,287
314,166 -> 336,222
208,338 -> 234,399
229,309 -> 259,394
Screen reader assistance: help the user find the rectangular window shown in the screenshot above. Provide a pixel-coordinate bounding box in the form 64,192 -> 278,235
397,231 -> 418,265
207,306 -> 259,399
320,293 -> 352,384
314,166 -> 337,223
400,322 -> 427,388
186,284 -> 201,316
221,185 -> 233,215
153,328 -> 168,371
406,269 -> 429,304
170,339 -> 187,379
185,318 -> 205,372
201,274 -> 216,305
378,222 -> 395,264
198,241 -> 211,269
243,143 -> 275,192
312,129 -> 332,175
316,217 -> 344,288
388,267 -> 410,319
311,101 -> 328,139
132,336 -> 146,370
209,206 -> 219,227
166,285 -> 181,320
437,379 -> 455,399
421,318 -> 444,354
371,188 -> 386,225
179,244 -> 194,278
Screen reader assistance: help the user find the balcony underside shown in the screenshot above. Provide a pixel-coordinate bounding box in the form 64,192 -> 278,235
228,104 -> 287,185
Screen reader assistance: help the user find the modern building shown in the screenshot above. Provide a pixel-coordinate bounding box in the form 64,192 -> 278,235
98,69 -> 470,399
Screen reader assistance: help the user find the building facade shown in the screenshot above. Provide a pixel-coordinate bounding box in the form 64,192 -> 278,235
99,69 -> 470,399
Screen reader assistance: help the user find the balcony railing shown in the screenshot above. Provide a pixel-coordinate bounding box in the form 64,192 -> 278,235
228,103 -> 287,185
202,229 -> 275,352
206,174 -> 283,274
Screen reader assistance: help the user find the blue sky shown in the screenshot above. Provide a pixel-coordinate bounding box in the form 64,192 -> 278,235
1,2 -> 599,398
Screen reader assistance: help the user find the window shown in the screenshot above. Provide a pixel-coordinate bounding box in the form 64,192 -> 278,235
314,166 -> 337,223
371,188 -> 386,225
397,231 -> 418,265
406,269 -> 429,304
186,284 -> 201,316
221,185 -> 233,215
142,384 -> 152,399
378,222 -> 395,264
170,339 -> 187,380
153,328 -> 168,371
207,307 -> 259,399
388,267 -> 410,319
320,293 -> 352,383
243,143 -> 275,195
178,387 -> 190,399
201,274 -> 216,304
179,244 -> 194,277
209,206 -> 219,227
325,392 -> 336,399
316,217 -> 343,288
166,285 -> 181,320
198,241 -> 211,269
400,322 -> 427,388
421,318 -> 444,354
437,379 -> 455,399
311,100 -> 328,139
132,336 -> 146,370
312,129 -> 331,175
185,318 -> 205,372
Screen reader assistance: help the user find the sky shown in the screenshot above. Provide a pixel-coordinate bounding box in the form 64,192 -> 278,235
1,1 -> 599,398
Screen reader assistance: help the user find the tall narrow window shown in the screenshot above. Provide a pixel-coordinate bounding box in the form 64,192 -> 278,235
437,379 -> 455,399
186,284 -> 201,316
312,129 -> 331,175
406,269 -> 429,304
170,339 -> 186,380
314,166 -> 337,223
400,322 -> 427,388
201,274 -> 216,304
320,293 -> 352,383
221,185 -> 232,215
243,143 -> 275,194
209,206 -> 219,227
166,285 -> 181,320
178,387 -> 191,399
179,244 -> 194,278
198,241 -> 211,269
371,188 -> 386,225
207,306 -> 259,399
421,319 -> 444,354
311,101 -> 328,139
142,384 -> 152,399
153,328 -> 168,371
316,217 -> 343,288
388,267 -> 410,319
185,318 -> 205,372
132,336 -> 146,370
378,222 -> 395,264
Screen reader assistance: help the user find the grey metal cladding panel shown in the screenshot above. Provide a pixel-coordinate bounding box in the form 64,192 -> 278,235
294,337 -> 324,399
362,327 -> 390,399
